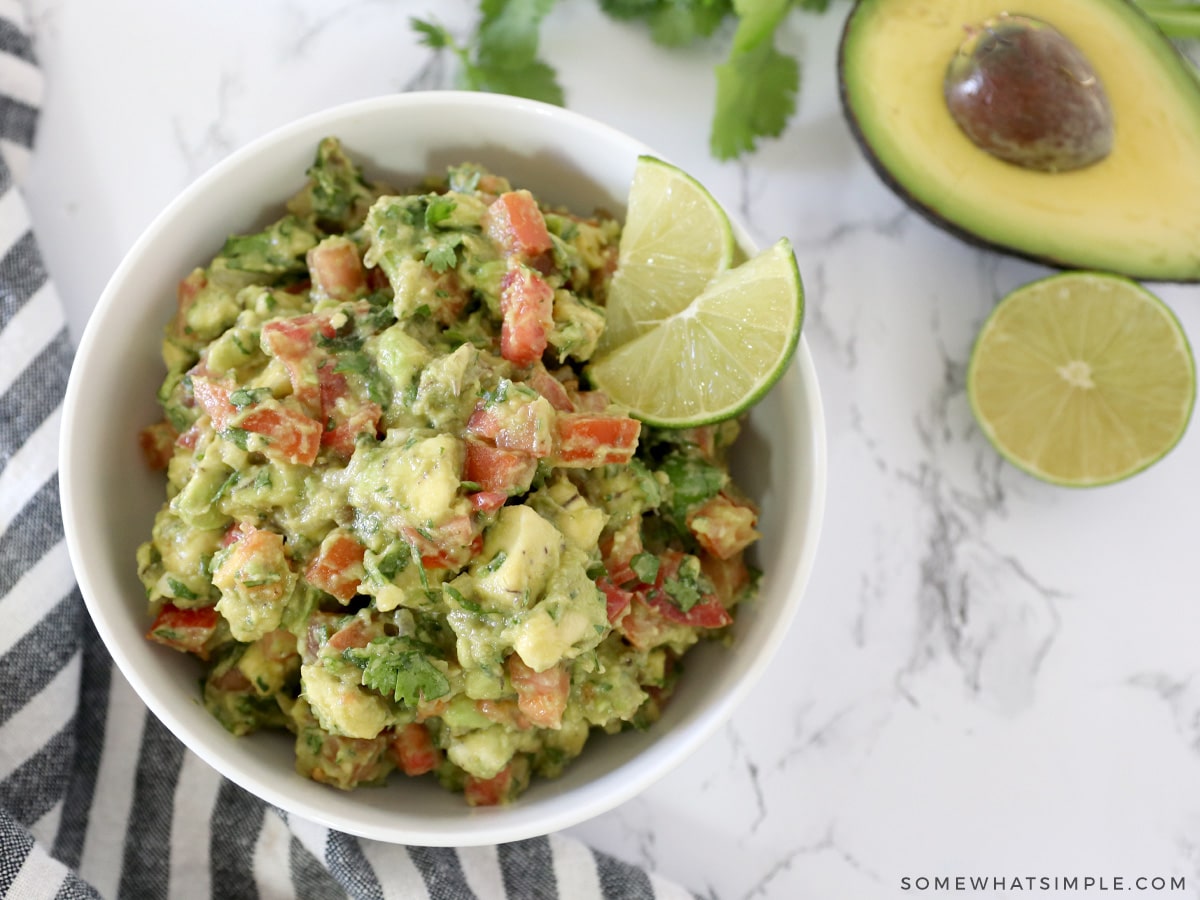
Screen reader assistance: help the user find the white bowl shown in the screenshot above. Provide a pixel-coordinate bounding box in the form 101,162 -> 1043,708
60,92 -> 826,846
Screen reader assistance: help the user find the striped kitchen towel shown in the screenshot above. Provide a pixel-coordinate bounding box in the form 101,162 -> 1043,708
0,5 -> 690,899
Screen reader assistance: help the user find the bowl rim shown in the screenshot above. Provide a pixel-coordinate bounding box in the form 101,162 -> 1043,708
59,90 -> 827,845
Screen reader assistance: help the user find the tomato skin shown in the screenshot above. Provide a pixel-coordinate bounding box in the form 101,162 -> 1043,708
402,517 -> 481,570
484,190 -> 553,260
305,530 -> 366,602
498,266 -> 553,366
552,413 -> 641,467
642,552 -> 733,629
146,603 -> 219,658
463,442 -> 538,496
390,723 -> 441,776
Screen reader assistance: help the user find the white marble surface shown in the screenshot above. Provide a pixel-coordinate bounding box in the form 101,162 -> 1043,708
24,1 -> 1200,897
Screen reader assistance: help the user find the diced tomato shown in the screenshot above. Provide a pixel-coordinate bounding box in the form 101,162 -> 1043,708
484,190 -> 553,260
326,616 -> 375,652
464,762 -> 519,807
463,442 -> 538,496
220,524 -> 244,548
213,524 -> 293,606
646,593 -> 732,628
469,491 -> 508,513
173,269 -> 207,337
508,655 -> 570,730
302,611 -> 345,663
316,364 -> 381,458
210,665 -> 253,693
552,413 -> 641,467
191,374 -> 237,430
305,530 -> 366,602
686,493 -> 760,560
176,424 -> 201,451
260,314 -> 338,416
600,521 -> 643,587
570,391 -> 610,414
139,421 -> 177,470
701,551 -> 751,605
527,364 -> 574,412
466,400 -> 552,457
146,603 -> 219,658
307,236 -> 366,301
402,517 -> 481,570
617,552 -> 732,647
476,699 -> 530,730
389,723 -> 441,776
240,405 -> 323,466
498,266 -> 553,366
596,576 -> 633,626
642,552 -> 733,629
306,731 -> 393,790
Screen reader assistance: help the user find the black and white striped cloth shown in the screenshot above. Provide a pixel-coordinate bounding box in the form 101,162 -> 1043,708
0,5 -> 692,898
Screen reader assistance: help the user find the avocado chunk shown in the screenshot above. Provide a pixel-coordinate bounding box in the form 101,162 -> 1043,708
839,0 -> 1200,280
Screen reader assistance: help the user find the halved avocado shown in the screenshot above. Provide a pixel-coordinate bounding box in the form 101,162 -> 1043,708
838,0 -> 1200,281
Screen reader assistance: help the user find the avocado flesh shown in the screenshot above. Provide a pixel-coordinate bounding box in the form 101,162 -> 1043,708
838,0 -> 1200,281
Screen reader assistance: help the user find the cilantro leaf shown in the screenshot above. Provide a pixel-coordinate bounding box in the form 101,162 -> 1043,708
710,0 -> 799,159
344,636 -> 450,707
660,450 -> 726,522
650,0 -> 733,46
470,59 -> 565,106
410,17 -> 453,49
477,0 -> 557,69
630,552 -> 660,584
425,234 -> 464,274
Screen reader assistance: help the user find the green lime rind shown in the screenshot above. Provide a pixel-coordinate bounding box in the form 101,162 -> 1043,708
598,155 -> 736,353
966,270 -> 1196,488
590,238 -> 804,429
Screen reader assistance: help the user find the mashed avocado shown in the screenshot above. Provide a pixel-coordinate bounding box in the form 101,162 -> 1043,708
136,138 -> 763,805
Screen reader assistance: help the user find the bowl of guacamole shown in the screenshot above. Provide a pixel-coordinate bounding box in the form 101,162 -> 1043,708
60,92 -> 826,845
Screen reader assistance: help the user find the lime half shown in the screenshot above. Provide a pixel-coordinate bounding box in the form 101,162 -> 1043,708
598,156 -> 735,352
589,238 -> 803,428
967,272 -> 1195,487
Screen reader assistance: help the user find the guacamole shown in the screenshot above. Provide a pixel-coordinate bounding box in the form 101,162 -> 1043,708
136,138 -> 762,805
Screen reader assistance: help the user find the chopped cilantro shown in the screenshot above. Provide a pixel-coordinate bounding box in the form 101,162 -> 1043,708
229,387 -> 271,409
425,196 -> 458,228
425,234 -> 464,274
630,552 -> 660,585
166,576 -> 197,601
343,636 -> 451,707
221,427 -> 250,451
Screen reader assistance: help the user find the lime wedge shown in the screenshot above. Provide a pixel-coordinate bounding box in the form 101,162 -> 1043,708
967,272 -> 1195,487
598,156 -> 735,352
589,239 -> 803,428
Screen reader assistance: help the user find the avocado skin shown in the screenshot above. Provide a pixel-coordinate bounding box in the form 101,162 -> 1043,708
836,0 -> 1200,282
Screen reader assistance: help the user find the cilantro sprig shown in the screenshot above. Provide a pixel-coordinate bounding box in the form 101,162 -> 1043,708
410,0 -> 832,160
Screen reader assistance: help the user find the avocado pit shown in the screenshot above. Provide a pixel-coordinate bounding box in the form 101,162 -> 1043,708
944,13 -> 1114,172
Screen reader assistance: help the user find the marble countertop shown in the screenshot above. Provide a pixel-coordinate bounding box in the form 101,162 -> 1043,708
24,1 -> 1200,897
